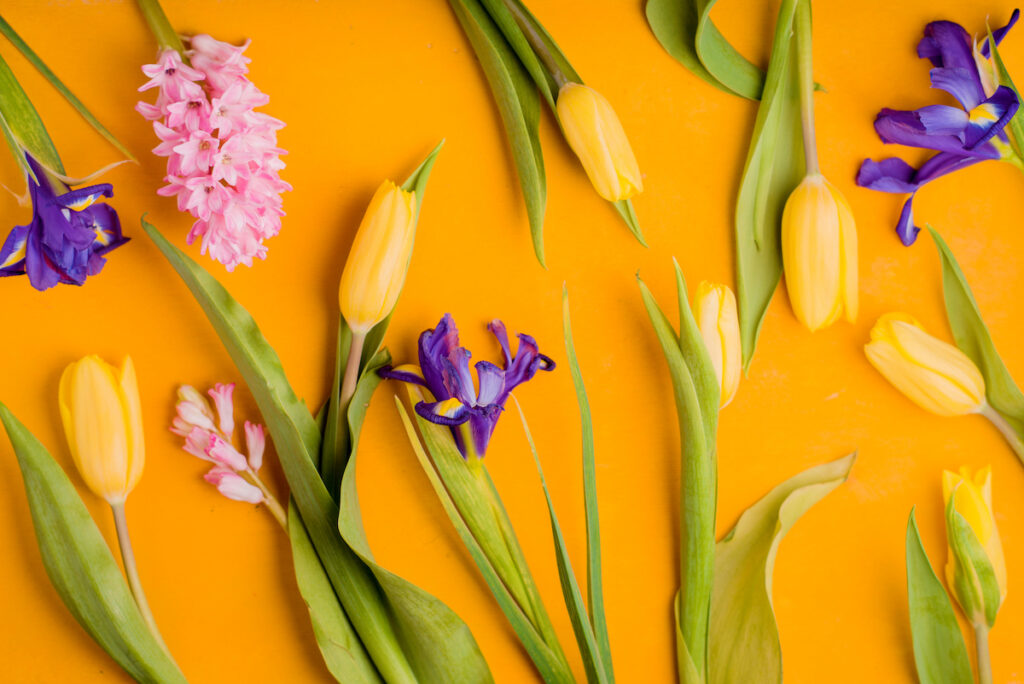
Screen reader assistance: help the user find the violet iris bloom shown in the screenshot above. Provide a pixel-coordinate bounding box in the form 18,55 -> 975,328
857,10 -> 1021,245
381,314 -> 555,459
0,155 -> 125,291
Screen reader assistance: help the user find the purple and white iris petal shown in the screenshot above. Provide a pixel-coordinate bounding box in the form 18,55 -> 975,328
980,9 -> 1021,58
929,66 -> 986,110
964,86 -> 1020,149
415,400 -> 470,426
896,198 -> 919,246
918,20 -> 978,71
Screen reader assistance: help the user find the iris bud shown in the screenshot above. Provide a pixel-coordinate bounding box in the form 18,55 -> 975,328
58,355 -> 145,504
694,281 -> 741,407
556,82 -> 643,202
339,180 -> 417,334
781,174 -> 858,331
865,313 -> 986,416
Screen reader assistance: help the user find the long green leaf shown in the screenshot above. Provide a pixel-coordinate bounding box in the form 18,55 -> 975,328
735,0 -> 804,370
0,403 -> 186,684
930,227 -> 1024,464
987,25 -> 1024,159
0,51 -> 62,174
905,510 -> 974,684
143,220 -> 419,684
0,15 -> 136,161
562,288 -> 613,674
709,453 -> 854,684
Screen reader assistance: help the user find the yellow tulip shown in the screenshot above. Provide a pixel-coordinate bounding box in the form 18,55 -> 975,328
781,174 -> 858,331
943,466 -> 1007,621
865,313 -> 986,416
339,180 -> 417,334
694,281 -> 740,407
556,82 -> 643,202
59,355 -> 145,505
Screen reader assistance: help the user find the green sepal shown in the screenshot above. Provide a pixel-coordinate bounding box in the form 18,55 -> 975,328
708,453 -> 855,684
0,403 -> 187,684
986,24 -> 1024,160
905,509 -> 974,684
0,51 -> 62,175
734,0 -> 804,370
944,491 -> 1001,628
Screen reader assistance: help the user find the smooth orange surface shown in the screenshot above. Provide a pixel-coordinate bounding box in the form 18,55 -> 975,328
1,1 -> 1022,682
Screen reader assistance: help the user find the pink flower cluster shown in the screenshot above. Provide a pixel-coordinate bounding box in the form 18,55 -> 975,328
171,382 -> 270,504
137,35 -> 290,271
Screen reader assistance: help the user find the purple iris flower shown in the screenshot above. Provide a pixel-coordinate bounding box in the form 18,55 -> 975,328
380,313 -> 555,459
857,10 -> 1021,245
0,155 -> 126,290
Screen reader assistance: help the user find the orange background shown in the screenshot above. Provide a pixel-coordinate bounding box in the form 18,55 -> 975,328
1,1 -> 1022,682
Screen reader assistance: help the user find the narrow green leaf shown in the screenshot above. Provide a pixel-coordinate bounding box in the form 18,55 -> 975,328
709,453 -> 855,684
449,0 -> 548,266
735,0 -> 804,370
692,0 -> 766,99
0,51 -> 62,174
143,219 -> 419,684
613,199 -> 646,247
562,288 -> 613,675
393,398 -> 573,683
905,510 -> 974,684
0,15 -> 136,161
0,403 -> 187,684
945,495 -> 1001,628
288,501 -> 381,684
672,260 -> 720,446
400,140 -> 444,203
986,25 -> 1024,159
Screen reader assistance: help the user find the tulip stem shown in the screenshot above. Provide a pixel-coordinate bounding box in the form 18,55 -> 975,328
135,0 -> 187,55
794,0 -> 820,175
974,623 -> 993,684
502,0 -> 569,89
980,404 -> 1024,466
111,503 -> 171,657
340,332 -> 366,411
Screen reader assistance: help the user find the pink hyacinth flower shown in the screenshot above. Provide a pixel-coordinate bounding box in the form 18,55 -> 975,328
137,35 -> 290,271
207,382 -> 235,436
204,467 -> 264,504
244,421 -> 265,471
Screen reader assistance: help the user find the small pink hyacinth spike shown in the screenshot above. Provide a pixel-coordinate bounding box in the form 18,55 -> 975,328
137,37 -> 290,271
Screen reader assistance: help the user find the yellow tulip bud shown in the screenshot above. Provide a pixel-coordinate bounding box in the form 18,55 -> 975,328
339,180 -> 417,334
865,313 -> 986,416
694,281 -> 741,407
943,466 -> 1007,623
556,83 -> 643,202
781,174 -> 858,331
58,356 -> 145,505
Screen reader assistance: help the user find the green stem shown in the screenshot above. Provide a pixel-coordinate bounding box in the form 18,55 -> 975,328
794,0 -> 819,175
973,623 -> 993,684
243,472 -> 288,530
339,332 -> 366,411
501,0 -> 569,89
980,404 -> 1024,466
135,0 -> 187,55
111,503 -> 171,657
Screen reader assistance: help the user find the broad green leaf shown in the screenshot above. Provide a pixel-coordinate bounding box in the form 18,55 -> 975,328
0,15 -> 136,161
930,227 -> 1024,464
987,26 -> 1024,159
143,220 -> 419,684
645,0 -> 728,93
288,501 -> 381,684
393,398 -> 574,684
945,495 -> 1001,628
735,0 -> 804,370
562,288 -> 613,675
0,51 -> 62,174
709,453 -> 855,684
448,0 -> 548,266
0,403 -> 187,684
638,272 -> 715,682
905,510 -> 973,684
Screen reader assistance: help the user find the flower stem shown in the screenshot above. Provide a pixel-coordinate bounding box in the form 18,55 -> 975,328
974,622 -> 994,684
980,403 -> 1024,466
244,472 -> 288,530
135,0 -> 187,55
794,0 -> 820,175
111,503 -> 170,656
501,0 -> 569,89
340,331 -> 366,411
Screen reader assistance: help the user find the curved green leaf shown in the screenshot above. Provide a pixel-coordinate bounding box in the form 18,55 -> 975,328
905,510 -> 973,684
945,494 -> 1001,628
645,0 -> 725,93
0,404 -> 187,684
0,51 -> 62,174
709,453 -> 855,684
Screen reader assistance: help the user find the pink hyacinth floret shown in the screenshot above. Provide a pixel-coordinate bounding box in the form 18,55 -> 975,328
137,36 -> 290,271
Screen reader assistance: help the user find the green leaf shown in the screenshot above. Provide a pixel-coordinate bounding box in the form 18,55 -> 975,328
0,403 -> 187,684
645,0 -> 730,94
562,288 -> 614,676
143,219 -> 420,684
449,0 -> 547,265
613,199 -> 646,247
930,226 -> 1024,464
288,501 -> 381,684
734,0 -> 804,370
986,25 -> 1024,159
393,398 -> 574,684
944,493 -> 1001,628
709,453 -> 855,684
905,510 -> 974,684
0,51 -> 62,174
0,15 -> 136,161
